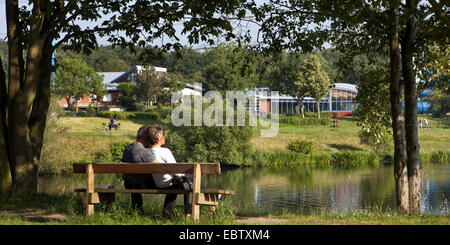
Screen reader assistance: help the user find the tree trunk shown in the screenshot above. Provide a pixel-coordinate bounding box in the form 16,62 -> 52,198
75,99 -> 79,114
388,0 -> 409,213
402,0 -> 422,214
66,96 -> 72,113
0,122 -> 12,193
297,98 -> 305,118
316,100 -> 321,119
3,0 -> 53,194
29,41 -> 52,182
0,56 -> 12,193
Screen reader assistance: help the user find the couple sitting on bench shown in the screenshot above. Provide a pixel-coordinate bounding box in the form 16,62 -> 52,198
122,124 -> 195,217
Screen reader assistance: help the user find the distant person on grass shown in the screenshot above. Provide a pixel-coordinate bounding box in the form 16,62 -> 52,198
109,117 -> 115,130
424,118 -> 430,129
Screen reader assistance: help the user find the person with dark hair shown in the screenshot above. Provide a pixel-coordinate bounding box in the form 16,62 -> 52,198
121,125 -> 158,214
147,124 -> 193,217
109,117 -> 115,130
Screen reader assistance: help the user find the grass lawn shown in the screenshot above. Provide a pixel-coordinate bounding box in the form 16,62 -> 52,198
252,116 -> 450,154
0,193 -> 449,225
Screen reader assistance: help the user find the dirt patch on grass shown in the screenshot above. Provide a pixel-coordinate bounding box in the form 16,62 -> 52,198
0,209 -> 68,222
235,216 -> 293,225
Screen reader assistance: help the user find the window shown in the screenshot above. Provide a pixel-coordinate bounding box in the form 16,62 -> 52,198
103,94 -> 112,102
332,89 -> 338,100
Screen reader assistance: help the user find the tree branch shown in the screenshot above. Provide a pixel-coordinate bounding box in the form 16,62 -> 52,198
429,0 -> 450,26
6,0 -> 25,100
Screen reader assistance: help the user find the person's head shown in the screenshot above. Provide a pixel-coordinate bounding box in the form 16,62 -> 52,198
136,125 -> 152,147
148,124 -> 166,147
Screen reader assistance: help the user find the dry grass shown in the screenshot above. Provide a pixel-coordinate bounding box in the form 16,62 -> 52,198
254,116 -> 450,154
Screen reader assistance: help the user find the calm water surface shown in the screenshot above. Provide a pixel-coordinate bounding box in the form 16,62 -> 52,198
38,164 -> 449,215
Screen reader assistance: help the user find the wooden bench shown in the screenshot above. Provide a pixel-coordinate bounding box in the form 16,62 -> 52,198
73,163 -> 234,220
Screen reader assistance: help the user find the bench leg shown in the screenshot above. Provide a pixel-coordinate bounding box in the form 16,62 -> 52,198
191,164 -> 201,220
86,203 -> 94,216
86,164 -> 95,216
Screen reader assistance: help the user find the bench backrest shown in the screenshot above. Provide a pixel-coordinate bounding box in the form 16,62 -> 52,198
73,163 -> 221,174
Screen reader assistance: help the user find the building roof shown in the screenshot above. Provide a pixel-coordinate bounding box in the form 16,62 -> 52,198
97,72 -> 124,91
97,65 -> 168,92
98,72 -> 125,84
334,83 -> 358,93
251,83 -> 358,101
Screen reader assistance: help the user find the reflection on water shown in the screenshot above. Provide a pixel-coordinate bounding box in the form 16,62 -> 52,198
203,165 -> 450,215
38,165 -> 450,215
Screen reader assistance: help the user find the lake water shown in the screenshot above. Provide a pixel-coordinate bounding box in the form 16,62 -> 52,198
38,164 -> 450,215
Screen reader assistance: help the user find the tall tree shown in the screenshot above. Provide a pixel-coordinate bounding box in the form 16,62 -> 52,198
54,58 -> 103,113
266,52 -> 307,117
1,0 -> 247,194
134,66 -> 162,105
160,73 -> 187,105
201,45 -> 258,94
402,0 -> 421,214
295,54 -> 331,118
249,0 -> 449,213
388,0 -> 409,213
353,65 -> 392,152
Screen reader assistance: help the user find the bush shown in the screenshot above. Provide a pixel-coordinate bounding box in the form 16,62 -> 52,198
97,111 -> 161,121
267,150 -> 379,167
358,129 -> 392,154
332,151 -> 379,167
75,111 -> 88,117
86,105 -> 97,117
421,151 -> 450,164
165,124 -> 259,166
118,96 -> 135,109
287,140 -> 314,154
95,141 -> 131,162
162,102 -> 264,166
279,114 -> 330,126
430,151 -> 449,163
266,151 -> 332,167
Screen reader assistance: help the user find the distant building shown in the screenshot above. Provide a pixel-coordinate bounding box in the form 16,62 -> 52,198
246,83 -> 358,117
57,65 -> 167,109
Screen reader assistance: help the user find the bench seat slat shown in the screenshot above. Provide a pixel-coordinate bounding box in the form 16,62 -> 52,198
73,163 -> 220,174
75,188 -> 234,195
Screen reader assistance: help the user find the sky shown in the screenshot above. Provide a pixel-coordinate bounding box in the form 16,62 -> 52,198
0,1 -> 6,42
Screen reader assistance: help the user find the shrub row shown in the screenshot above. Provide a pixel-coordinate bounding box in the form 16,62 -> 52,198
266,150 -> 380,167
287,140 -> 315,154
420,151 -> 450,164
94,141 -> 131,162
267,150 -> 450,167
266,151 -> 333,167
94,142 -> 448,170
97,111 -> 163,121
279,114 -> 331,126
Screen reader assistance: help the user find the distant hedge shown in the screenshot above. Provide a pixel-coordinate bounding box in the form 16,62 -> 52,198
97,111 -> 162,121
279,114 -> 330,126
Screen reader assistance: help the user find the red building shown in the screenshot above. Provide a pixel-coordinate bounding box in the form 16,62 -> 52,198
57,65 -> 167,109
